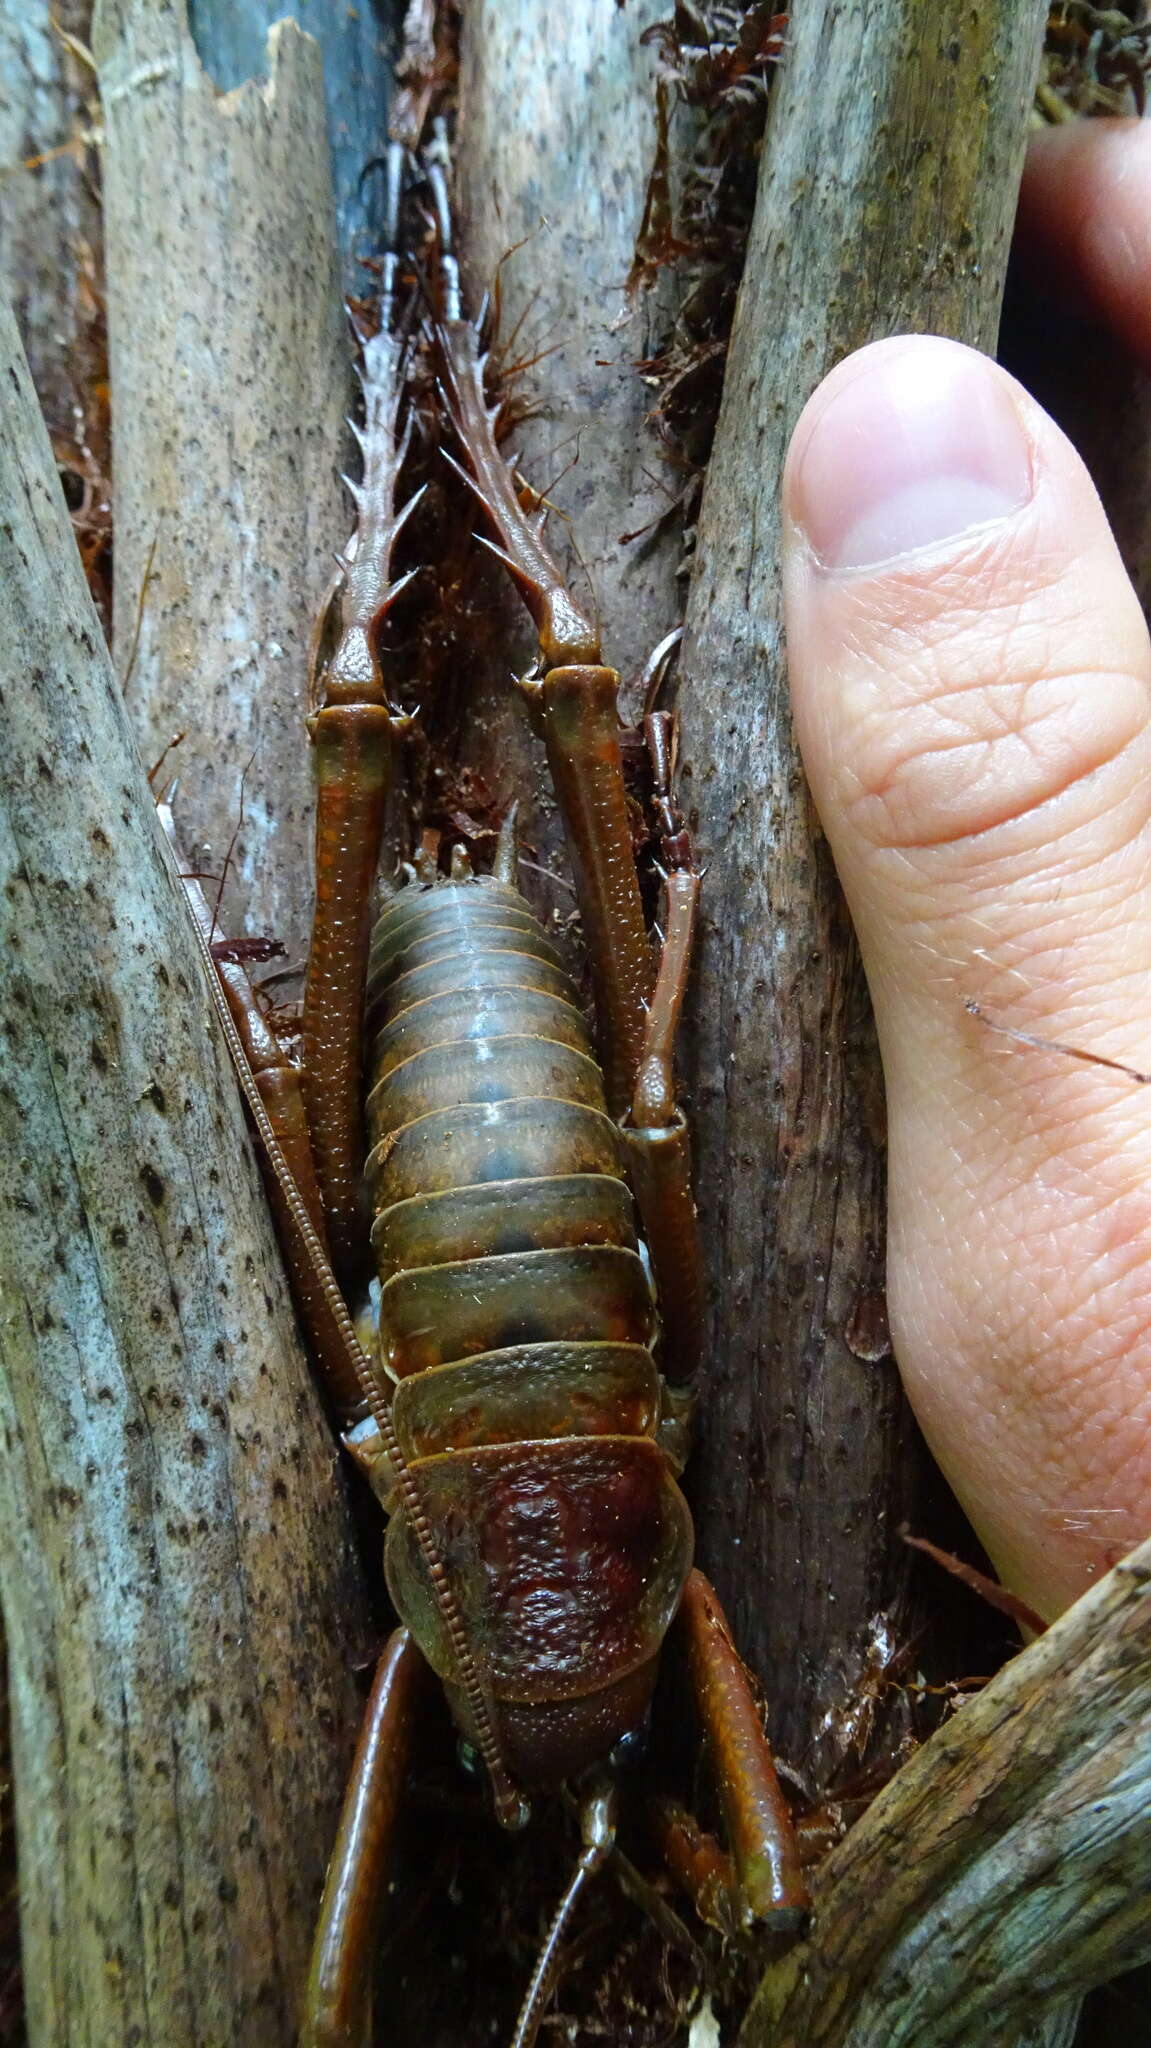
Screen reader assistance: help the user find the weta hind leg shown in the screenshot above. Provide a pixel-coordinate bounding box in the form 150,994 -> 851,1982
300,1630 -> 428,2048
652,1570 -> 808,1939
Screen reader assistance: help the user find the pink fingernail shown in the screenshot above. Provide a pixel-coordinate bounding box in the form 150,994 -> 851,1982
789,341 -> 1034,571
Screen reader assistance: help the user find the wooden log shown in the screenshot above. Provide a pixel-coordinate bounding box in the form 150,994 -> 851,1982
741,1535 -> 1151,2047
0,13 -> 107,2033
92,0 -> 352,964
674,0 -> 1051,1768
0,288 -> 369,2047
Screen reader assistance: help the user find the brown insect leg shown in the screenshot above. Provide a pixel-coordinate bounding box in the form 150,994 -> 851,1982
303,699 -> 398,1279
621,865 -> 704,1390
654,1570 -> 808,1934
298,142 -> 417,1278
649,1799 -> 747,1943
300,1630 -> 428,2048
537,662 -> 654,1114
159,804 -> 366,1417
435,314 -> 654,1112
302,269 -> 417,1278
435,315 -> 601,675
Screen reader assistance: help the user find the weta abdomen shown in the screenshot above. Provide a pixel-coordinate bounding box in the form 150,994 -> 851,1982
364,875 -> 693,1786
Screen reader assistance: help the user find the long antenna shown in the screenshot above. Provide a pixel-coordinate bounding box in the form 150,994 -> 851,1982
510,1780 -> 618,2048
165,811 -> 527,1831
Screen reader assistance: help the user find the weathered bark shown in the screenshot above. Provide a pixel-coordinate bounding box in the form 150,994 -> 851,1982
0,11 -> 105,2034
0,290 -> 368,2045
742,1535 -> 1151,2047
92,0 -> 352,965
454,0 -> 684,895
675,0 -> 1051,1769
0,0 -> 102,437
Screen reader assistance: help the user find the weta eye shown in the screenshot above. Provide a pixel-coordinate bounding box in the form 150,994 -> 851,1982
608,1724 -> 648,1772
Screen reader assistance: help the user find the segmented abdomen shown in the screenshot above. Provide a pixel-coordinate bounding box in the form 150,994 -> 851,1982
365,875 -> 693,1786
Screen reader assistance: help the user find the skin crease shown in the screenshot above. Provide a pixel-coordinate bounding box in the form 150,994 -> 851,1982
781,124 -> 1151,1622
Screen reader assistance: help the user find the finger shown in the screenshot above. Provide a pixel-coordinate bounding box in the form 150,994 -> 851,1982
782,334 -> 1151,1621
1018,118 -> 1151,368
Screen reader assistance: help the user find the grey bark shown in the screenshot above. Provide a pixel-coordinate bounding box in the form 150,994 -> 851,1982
0,0 -> 102,438
0,289 -> 368,2045
92,0 -> 352,966
675,0 -> 1052,1768
741,1536 -> 1151,2047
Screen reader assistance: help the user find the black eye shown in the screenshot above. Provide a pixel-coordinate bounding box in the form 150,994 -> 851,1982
609,1725 -> 648,1772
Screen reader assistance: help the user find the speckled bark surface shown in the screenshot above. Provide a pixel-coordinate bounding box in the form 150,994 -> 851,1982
0,290 -> 368,2047
0,1 -> 102,439
93,0 -> 352,965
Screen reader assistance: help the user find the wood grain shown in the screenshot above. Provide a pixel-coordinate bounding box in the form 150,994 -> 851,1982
93,0 -> 351,965
742,1536 -> 1151,2045
0,286 -> 368,2048
0,0 -> 102,438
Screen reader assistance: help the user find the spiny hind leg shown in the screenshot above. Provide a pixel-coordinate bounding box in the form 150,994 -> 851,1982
301,140 -> 418,1279
425,154 -> 705,1372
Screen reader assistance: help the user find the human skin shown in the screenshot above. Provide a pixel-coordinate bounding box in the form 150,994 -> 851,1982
782,121 -> 1151,1623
